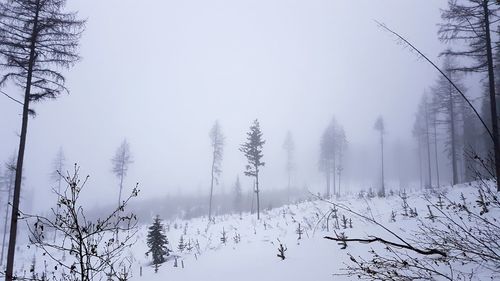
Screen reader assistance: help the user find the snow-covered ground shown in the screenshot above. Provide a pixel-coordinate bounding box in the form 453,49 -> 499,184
8,182 -> 498,280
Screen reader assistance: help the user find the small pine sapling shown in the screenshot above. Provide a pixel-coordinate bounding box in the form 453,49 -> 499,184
367,188 -> 376,199
476,189 -> 490,215
341,215 -> 348,229
329,206 -> 340,229
186,239 -> 193,252
195,239 -> 201,254
296,223 -> 304,240
276,240 -> 287,260
146,216 -> 170,273
436,195 -> 445,209
458,193 -> 469,212
233,233 -> 241,244
425,205 -> 436,222
409,207 -> 418,217
177,236 -> 186,253
220,228 -> 227,244
357,190 -> 365,199
400,191 -> 410,217
390,210 -> 397,222
337,232 -> 348,249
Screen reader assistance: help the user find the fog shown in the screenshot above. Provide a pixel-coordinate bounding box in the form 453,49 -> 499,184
0,0 -> 478,212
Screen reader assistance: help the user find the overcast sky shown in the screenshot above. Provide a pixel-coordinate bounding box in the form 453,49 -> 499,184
2,0 -> 472,211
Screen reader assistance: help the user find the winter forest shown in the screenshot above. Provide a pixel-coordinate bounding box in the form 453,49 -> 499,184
0,0 -> 499,280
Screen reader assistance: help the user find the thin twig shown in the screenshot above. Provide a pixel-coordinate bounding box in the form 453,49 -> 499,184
0,90 -> 23,105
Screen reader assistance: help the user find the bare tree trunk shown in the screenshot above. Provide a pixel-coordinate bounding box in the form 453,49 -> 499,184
118,173 -> 124,208
380,132 -> 385,196
208,153 -> 216,221
449,85 -> 459,186
424,100 -> 433,188
6,3 -> 39,279
417,141 -> 423,190
482,0 -> 500,192
255,169 -> 260,220
325,169 -> 330,198
287,170 -> 291,203
338,170 -> 341,196
116,168 -> 124,242
332,154 -> 336,196
53,162 -> 62,243
250,183 -> 255,214
0,179 -> 12,266
433,114 -> 440,187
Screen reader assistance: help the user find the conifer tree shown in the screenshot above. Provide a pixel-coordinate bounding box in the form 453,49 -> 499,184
146,216 -> 170,273
240,119 -> 265,220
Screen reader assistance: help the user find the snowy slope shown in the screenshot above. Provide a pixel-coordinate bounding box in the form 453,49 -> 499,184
9,182 -> 498,281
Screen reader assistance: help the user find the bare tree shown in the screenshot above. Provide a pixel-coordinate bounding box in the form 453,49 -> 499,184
0,156 -> 15,267
208,121 -> 224,221
376,20 -> 496,188
431,98 -> 441,187
240,119 -> 265,220
112,139 -> 133,209
439,0 -> 500,191
0,1 -> 85,278
414,94 -> 434,188
413,119 -> 425,189
50,147 -> 65,242
432,57 -> 466,186
374,116 -> 386,196
23,165 -> 139,281
282,131 -> 295,203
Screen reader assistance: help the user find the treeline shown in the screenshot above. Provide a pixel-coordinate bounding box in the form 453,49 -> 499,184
88,186 -> 310,222
413,36 -> 500,188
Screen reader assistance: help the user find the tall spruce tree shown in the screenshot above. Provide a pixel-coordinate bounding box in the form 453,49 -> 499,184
0,1 -> 85,278
146,216 -> 170,273
240,119 -> 265,220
